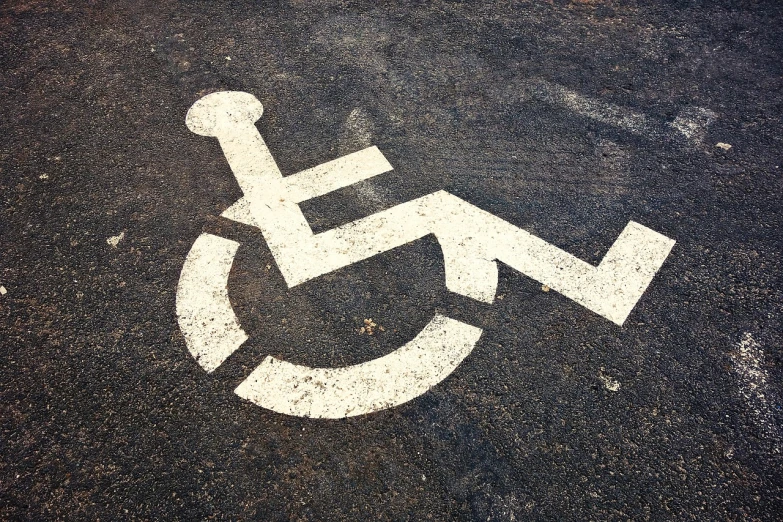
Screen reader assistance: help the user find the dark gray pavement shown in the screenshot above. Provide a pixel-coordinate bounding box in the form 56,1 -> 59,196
1,1 -> 782,519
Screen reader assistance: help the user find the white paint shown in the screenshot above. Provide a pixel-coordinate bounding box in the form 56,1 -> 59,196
223,177 -> 672,325
106,231 -> 125,247
341,108 -> 386,206
730,333 -> 781,446
222,146 -> 392,221
351,178 -> 386,208
670,106 -> 717,142
176,233 -> 248,372
235,315 -> 481,418
188,91 -> 675,325
523,78 -> 660,137
520,78 -> 716,144
345,107 -> 374,147
733,334 -> 766,392
180,91 -> 676,417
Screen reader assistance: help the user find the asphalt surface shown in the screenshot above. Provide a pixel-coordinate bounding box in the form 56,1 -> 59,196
1,0 -> 782,519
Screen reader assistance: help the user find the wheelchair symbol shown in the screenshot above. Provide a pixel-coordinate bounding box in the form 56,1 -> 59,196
176,91 -> 675,419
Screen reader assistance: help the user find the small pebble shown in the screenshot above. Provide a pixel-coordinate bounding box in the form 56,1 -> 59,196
107,231 -> 125,247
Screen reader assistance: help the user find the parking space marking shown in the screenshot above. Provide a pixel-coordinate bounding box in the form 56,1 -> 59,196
178,91 -> 675,417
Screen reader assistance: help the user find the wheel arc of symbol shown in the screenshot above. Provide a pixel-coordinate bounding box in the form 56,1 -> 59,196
176,232 -> 486,419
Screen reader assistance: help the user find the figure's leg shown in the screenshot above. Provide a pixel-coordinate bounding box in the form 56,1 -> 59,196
418,191 -> 675,325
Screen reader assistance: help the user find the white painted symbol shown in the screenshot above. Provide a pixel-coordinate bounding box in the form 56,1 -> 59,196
177,91 -> 676,418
